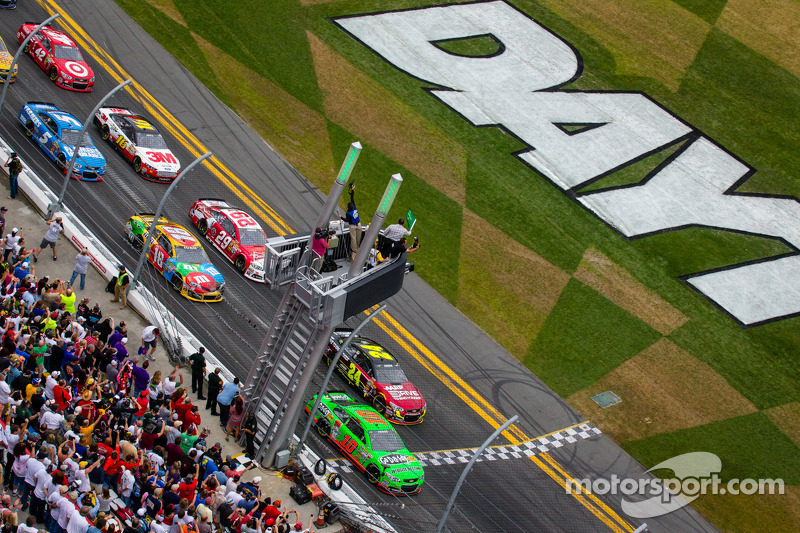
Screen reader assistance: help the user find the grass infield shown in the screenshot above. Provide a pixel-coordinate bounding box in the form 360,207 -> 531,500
116,0 -> 800,529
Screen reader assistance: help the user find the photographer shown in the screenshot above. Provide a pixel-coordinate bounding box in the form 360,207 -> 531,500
310,227 -> 330,272
381,236 -> 420,263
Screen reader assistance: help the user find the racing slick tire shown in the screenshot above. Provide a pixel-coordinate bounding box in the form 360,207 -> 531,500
373,395 -> 387,415
197,219 -> 208,235
22,43 -> 30,54
170,274 -> 183,292
100,125 -> 110,141
48,66 -> 58,82
133,157 -> 143,174
24,120 -> 34,137
316,418 -> 331,437
366,465 -> 381,485
234,255 -> 247,273
56,154 -> 67,174
314,459 -> 327,476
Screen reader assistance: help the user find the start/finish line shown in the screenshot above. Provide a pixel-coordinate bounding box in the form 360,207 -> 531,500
335,0 -> 800,327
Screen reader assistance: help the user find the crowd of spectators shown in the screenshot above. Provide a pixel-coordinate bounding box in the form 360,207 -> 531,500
0,209 -> 317,533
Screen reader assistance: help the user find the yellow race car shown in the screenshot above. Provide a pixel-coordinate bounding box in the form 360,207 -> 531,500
125,214 -> 226,302
0,36 -> 18,83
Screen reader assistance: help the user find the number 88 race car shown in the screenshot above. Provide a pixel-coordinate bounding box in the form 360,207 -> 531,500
306,392 -> 424,496
189,199 -> 268,282
125,214 -> 225,302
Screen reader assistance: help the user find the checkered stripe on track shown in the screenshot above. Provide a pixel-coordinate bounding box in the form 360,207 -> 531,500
325,423 -> 602,473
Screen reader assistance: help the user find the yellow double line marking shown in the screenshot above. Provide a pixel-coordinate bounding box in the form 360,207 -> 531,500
373,310 -> 634,532
38,0 -> 291,236
36,1 -> 634,530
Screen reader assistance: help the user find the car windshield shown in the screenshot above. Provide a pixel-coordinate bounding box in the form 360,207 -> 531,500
174,246 -> 209,265
239,227 -> 267,246
368,430 -> 405,453
60,129 -> 92,147
374,362 -> 408,385
53,45 -> 83,62
135,132 -> 168,150
0,41 -> 7,53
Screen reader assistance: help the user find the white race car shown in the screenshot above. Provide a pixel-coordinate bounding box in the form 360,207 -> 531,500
94,107 -> 180,182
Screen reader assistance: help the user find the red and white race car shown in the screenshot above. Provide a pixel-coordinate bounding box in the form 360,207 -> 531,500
94,107 -> 181,182
188,199 -> 269,282
16,24 -> 94,92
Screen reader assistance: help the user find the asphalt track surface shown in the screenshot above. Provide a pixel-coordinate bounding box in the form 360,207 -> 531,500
0,1 -> 719,532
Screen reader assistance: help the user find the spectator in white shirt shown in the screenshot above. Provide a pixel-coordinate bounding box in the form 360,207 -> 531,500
66,505 -> 91,533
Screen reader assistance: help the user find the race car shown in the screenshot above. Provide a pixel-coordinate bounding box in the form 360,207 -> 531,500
325,329 -> 426,425
94,107 -> 180,182
16,23 -> 94,91
306,392 -> 424,496
19,102 -> 106,181
188,199 -> 268,282
0,36 -> 19,82
0,0 -> 16,10
125,214 -> 225,302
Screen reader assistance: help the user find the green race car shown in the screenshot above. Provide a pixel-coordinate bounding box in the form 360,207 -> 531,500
306,392 -> 424,496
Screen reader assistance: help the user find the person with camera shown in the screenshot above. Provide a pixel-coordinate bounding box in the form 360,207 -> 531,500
381,218 -> 412,257
381,236 -> 420,263
310,228 -> 330,272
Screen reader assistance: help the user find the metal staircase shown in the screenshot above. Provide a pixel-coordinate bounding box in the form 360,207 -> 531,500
242,263 -> 335,463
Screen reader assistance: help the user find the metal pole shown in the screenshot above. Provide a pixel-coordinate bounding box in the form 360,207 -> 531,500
262,323 -> 334,467
632,525 -> 648,533
47,79 -> 132,219
348,174 -> 402,279
306,142 -> 362,258
0,14 -> 60,117
436,414 -> 519,533
131,152 -> 212,286
294,304 -> 387,458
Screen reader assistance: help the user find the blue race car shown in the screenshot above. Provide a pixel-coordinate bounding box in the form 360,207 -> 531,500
19,102 -> 106,181
0,0 -> 16,10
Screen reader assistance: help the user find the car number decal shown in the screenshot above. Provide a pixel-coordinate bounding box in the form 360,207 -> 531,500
358,344 -> 394,360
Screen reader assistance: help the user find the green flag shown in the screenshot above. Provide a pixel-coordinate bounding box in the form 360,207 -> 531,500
406,209 -> 416,231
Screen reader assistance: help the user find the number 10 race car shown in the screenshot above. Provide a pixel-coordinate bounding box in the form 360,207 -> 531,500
94,107 -> 180,182
125,214 -> 225,302
306,392 -> 424,496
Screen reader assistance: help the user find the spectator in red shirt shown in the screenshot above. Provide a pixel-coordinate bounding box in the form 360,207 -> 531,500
133,390 -> 149,422
53,379 -> 71,411
165,434 -> 186,466
184,405 -> 201,428
177,464 -> 200,500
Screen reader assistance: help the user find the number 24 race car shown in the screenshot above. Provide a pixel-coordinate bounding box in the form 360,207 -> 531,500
125,214 -> 225,302
17,23 -> 94,91
94,107 -> 181,182
307,392 -> 424,496
325,329 -> 426,425
189,199 -> 268,282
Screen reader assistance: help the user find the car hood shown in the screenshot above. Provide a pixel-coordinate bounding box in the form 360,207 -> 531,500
61,145 -> 106,168
53,58 -> 94,79
379,453 -> 424,477
0,52 -> 16,71
242,245 -> 266,264
378,382 -> 426,411
140,148 -> 180,172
